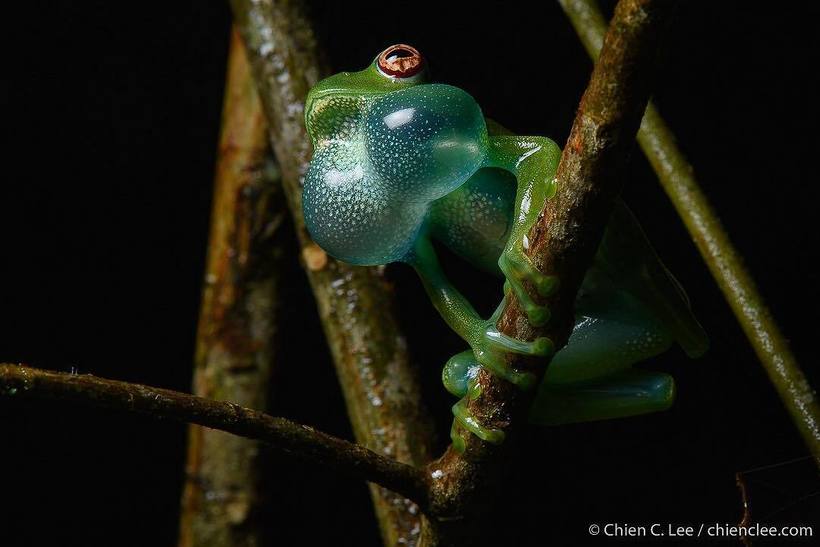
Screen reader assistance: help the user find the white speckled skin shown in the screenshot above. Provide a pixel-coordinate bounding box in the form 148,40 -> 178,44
304,84 -> 486,265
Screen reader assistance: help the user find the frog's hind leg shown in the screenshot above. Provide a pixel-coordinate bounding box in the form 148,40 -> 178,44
599,201 -> 709,358
441,350 -> 506,450
544,287 -> 675,385
529,277 -> 678,425
530,369 -> 675,426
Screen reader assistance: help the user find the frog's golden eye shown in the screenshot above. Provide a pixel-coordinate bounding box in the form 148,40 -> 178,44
377,44 -> 424,78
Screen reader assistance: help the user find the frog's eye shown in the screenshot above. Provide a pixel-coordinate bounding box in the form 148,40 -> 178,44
377,44 -> 424,79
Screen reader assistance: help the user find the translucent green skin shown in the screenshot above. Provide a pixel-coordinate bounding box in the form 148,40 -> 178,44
304,54 -> 708,449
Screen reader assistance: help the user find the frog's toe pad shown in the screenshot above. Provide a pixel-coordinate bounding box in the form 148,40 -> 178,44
525,305 -> 550,327
442,350 -> 480,397
533,274 -> 558,297
483,326 -> 554,358
452,399 -> 505,444
499,254 -> 557,326
500,252 -> 557,295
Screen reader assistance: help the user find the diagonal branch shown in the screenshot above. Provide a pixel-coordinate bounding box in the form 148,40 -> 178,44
0,364 -> 430,510
559,0 -> 820,466
229,2 -> 436,545
422,0 -> 675,543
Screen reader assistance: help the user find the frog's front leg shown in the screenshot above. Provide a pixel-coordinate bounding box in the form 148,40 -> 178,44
409,236 -> 552,386
486,136 -> 563,326
407,236 -> 553,447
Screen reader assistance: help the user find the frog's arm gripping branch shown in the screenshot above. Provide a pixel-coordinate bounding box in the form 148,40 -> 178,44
0,364 -> 431,511
488,136 -> 563,327
408,238 -> 549,387
408,238 -> 551,449
409,136 -> 564,450
407,237 -> 481,343
422,0 -> 676,542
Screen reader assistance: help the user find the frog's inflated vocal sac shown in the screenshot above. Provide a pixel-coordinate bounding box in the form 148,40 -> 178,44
303,44 -> 707,450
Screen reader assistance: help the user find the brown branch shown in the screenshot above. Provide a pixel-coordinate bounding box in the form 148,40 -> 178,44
422,1 -> 675,544
229,1 -> 436,545
0,364 -> 430,509
559,0 -> 820,467
179,27 -> 285,547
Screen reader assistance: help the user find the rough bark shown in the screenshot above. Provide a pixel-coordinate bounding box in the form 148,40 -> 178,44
229,2 -> 436,544
0,364 -> 429,507
421,1 -> 675,544
178,28 -> 285,547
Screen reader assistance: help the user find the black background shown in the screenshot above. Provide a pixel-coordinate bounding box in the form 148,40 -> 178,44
3,1 -> 819,545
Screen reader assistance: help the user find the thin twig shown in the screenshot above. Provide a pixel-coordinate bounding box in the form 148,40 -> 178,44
229,1 -> 436,545
735,472 -> 753,547
559,0 -> 820,467
179,27 -> 284,547
0,364 -> 430,509
422,1 -> 674,544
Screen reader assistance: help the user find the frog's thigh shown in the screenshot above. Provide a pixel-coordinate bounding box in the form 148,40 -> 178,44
545,295 -> 674,385
530,369 -> 675,426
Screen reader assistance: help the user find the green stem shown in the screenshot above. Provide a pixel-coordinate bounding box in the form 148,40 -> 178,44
559,0 -> 820,466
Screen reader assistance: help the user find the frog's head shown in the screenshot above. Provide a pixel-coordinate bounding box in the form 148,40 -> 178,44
306,44 -> 429,144
302,44 -> 487,266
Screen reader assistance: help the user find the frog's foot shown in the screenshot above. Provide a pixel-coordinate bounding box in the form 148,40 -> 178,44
498,250 -> 558,327
450,396 -> 506,452
445,318 -> 555,452
442,335 -> 556,399
442,350 -> 480,397
441,350 -> 505,452
472,322 -> 554,391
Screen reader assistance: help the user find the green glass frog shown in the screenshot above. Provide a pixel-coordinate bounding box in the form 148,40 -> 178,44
303,44 -> 707,448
